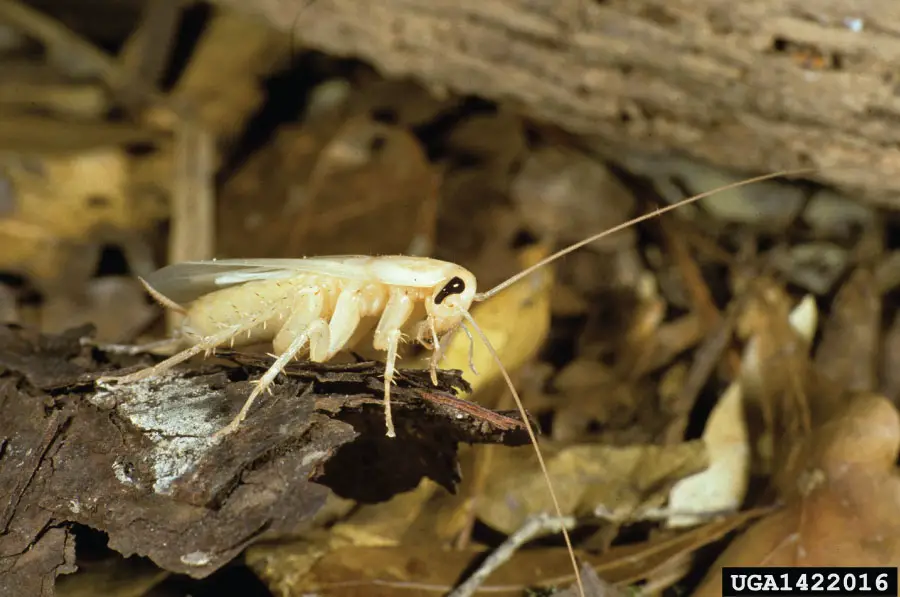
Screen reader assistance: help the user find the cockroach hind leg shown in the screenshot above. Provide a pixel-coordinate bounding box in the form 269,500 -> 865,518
219,318 -> 324,438
98,324 -> 243,386
213,417 -> 243,438
249,378 -> 275,396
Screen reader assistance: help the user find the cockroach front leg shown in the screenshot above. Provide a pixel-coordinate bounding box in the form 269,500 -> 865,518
215,290 -> 329,437
373,290 -> 415,437
414,318 -> 442,385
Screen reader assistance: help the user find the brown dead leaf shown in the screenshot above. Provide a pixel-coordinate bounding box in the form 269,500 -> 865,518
246,509 -> 766,596
477,441 -> 708,534
510,147 -> 635,249
329,479 -> 443,548
0,149 -> 165,284
693,394 -> 900,597
667,295 -> 817,527
881,311 -> 900,409
56,557 -> 168,597
550,359 -> 652,443
666,380 -> 749,527
219,114 -> 435,260
736,279 -> 816,472
40,276 -> 155,342
287,116 -> 435,256
813,266 -> 881,417
5,149 -> 163,236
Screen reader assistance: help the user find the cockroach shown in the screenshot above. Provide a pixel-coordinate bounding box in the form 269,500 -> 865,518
96,169 -> 812,596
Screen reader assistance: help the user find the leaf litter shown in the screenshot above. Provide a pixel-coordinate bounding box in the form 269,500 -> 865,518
0,3 -> 897,597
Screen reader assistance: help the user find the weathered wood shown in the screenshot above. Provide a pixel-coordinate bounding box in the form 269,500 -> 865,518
0,324 -> 529,594
212,0 -> 900,207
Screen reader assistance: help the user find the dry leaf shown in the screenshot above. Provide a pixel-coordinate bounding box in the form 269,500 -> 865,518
41,276 -> 155,342
550,359 -> 651,443
738,282 -> 817,473
665,296 -> 817,527
287,116 -> 435,256
510,147 -> 635,249
329,479 -> 442,548
56,557 -> 168,597
693,394 -> 900,597
248,510 -> 765,597
665,381 -> 748,527
477,441 -> 708,534
0,149 -> 165,283
813,266 -> 880,412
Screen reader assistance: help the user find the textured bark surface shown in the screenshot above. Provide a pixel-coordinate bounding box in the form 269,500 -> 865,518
0,324 -> 529,594
213,0 -> 900,207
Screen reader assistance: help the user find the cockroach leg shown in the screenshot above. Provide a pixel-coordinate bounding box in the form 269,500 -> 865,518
373,289 -> 415,437
414,320 -> 433,349
216,292 -> 329,437
427,317 -> 441,385
272,289 -> 328,360
98,323 -> 246,385
217,318 -> 329,437
458,323 -> 479,376
323,285 -> 363,359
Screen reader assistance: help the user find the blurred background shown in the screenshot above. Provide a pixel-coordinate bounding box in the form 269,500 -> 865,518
2,1 -> 899,596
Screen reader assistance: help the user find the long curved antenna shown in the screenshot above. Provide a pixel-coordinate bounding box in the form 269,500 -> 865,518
460,310 -> 585,597
474,168 -> 815,302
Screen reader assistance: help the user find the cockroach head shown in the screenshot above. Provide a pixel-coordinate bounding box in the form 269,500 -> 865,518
426,267 -> 477,331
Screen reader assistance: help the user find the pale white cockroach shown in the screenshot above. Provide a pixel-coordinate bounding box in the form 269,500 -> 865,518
96,169 -> 810,596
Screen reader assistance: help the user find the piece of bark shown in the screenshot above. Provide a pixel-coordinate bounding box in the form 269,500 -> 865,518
0,324 -> 529,594
211,0 -> 900,207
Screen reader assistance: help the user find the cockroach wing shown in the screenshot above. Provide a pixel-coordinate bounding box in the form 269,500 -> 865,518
143,256 -> 468,304
141,258 -> 374,304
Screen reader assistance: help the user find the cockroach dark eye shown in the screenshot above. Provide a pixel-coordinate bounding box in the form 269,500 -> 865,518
435,276 -> 466,304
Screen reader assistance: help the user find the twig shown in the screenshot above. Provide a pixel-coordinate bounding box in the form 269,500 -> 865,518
118,0 -> 183,102
167,122 -> 216,333
0,0 -> 176,115
448,513 -> 578,597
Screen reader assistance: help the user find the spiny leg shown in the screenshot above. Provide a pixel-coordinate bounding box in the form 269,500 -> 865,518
215,291 -> 329,436
427,317 -> 441,385
97,324 -> 245,385
373,290 -> 415,438
381,329 -> 402,438
216,320 -> 329,436
458,323 -> 479,377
